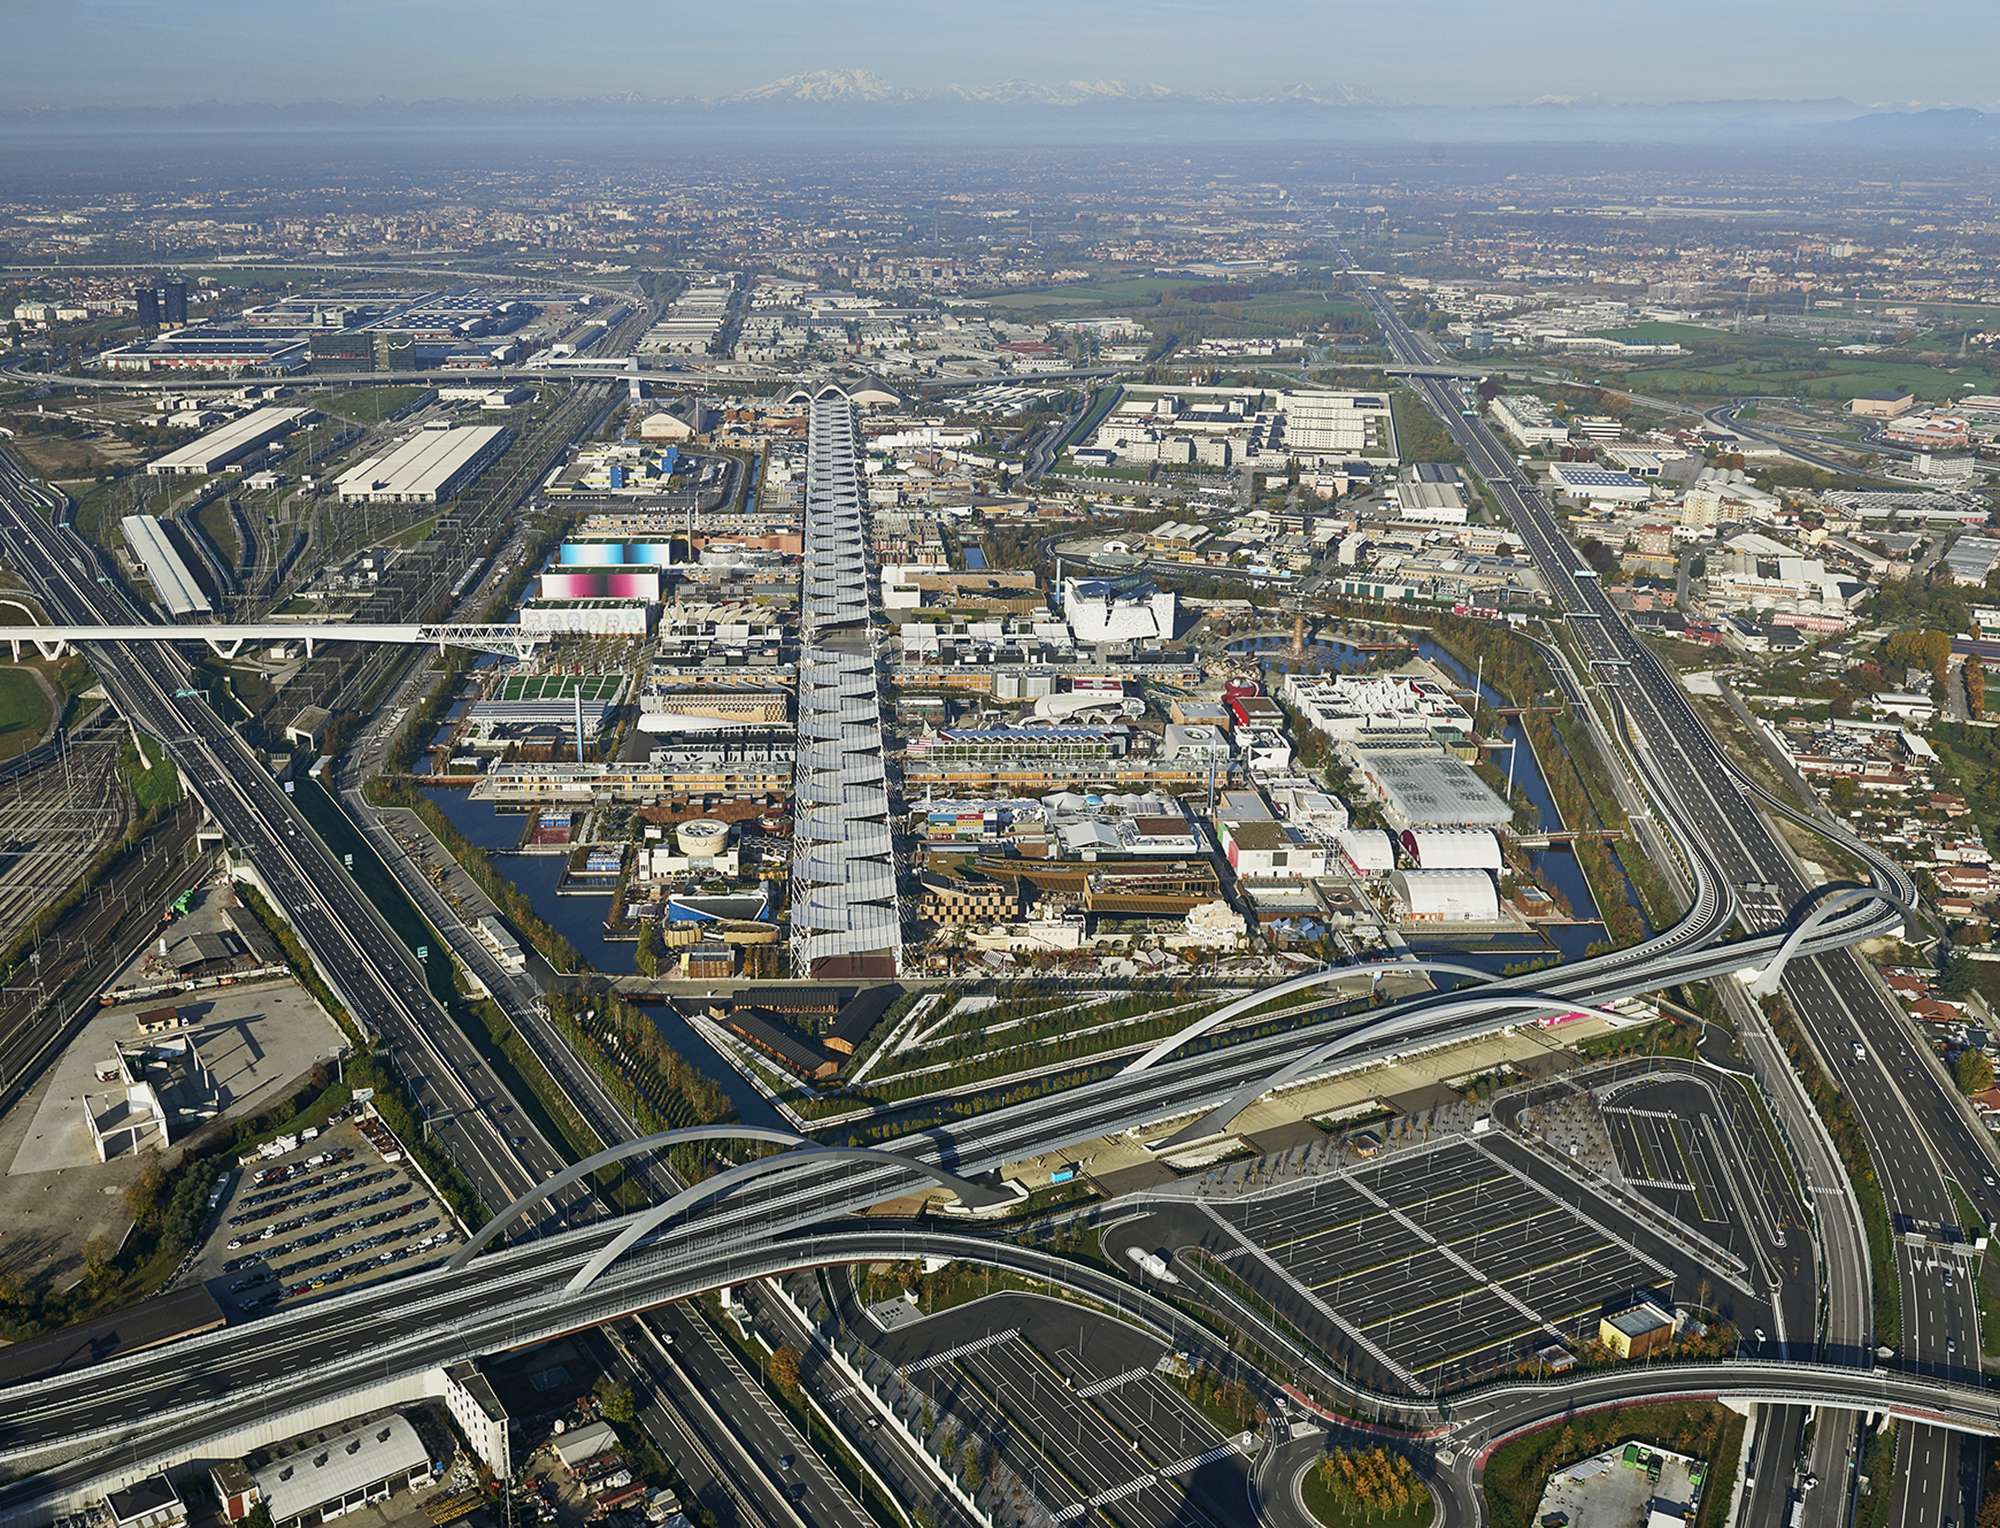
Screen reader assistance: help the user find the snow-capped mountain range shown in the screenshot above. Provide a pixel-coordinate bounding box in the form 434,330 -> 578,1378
708,69 -> 1372,109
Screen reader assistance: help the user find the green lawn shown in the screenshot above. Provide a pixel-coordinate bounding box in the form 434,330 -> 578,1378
1573,318 -> 2000,403
121,732 -> 183,812
982,273 -> 1201,314
1616,355 -> 2000,404
0,667 -> 52,761
314,385 -> 434,424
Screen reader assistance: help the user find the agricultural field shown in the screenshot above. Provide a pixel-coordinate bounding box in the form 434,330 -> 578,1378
980,272 -> 1204,314
983,271 -> 1373,338
1586,323 -> 2000,404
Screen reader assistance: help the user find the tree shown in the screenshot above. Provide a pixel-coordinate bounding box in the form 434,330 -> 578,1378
1956,1049 -> 1995,1096
768,1343 -> 801,1399
80,1235 -> 116,1283
594,1378 -> 636,1425
633,920 -> 659,978
1941,948 -> 1978,1000
123,1148 -> 169,1221
960,1440 -> 983,1493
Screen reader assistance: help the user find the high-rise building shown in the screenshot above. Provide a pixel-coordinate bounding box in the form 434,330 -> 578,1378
135,280 -> 188,333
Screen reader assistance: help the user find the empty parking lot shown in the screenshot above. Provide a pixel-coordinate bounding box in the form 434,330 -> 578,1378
1200,1137 -> 1670,1390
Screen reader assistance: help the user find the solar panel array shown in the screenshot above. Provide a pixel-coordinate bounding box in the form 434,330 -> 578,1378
790,390 -> 903,974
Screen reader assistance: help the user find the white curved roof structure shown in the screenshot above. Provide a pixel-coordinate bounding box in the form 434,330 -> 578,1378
1400,828 -> 1503,872
1390,868 -> 1498,921
1337,828 -> 1396,875
790,391 -> 901,976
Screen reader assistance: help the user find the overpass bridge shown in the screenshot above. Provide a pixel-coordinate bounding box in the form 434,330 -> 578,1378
0,844 -> 1920,1524
0,623 -> 550,661
0,877 -> 1914,1427
0,1217 -> 1996,1528
1387,363 -> 1491,381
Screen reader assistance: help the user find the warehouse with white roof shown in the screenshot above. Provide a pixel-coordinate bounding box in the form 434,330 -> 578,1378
248,1414 -> 429,1528
336,424 -> 510,504
1336,828 -> 1396,876
147,406 -> 315,476
120,514 -> 210,616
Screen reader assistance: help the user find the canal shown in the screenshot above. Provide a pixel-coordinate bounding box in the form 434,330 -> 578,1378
1229,633 -> 1646,964
415,786 -> 775,1124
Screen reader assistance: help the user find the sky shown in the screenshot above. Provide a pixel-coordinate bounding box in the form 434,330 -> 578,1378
6,0 -> 1999,111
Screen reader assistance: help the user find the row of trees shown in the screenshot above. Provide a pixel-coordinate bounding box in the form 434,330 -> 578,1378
372,783 -> 585,973
546,986 -> 732,1146
1178,1365 -> 1264,1434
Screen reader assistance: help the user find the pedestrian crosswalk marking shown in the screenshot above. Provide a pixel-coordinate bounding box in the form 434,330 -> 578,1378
1075,1366 -> 1147,1400
900,1327 -> 1018,1376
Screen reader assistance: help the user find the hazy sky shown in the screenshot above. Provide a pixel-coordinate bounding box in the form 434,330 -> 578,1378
8,0 -> 1998,110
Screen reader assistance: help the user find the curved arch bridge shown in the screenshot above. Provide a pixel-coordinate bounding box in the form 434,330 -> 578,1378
0,623 -> 550,662
2,1225 -> 1998,1528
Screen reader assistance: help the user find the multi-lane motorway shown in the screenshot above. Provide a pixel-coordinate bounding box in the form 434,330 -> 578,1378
0,299 -> 1989,1524
0,445 -> 879,1528
1350,261 -> 2000,1523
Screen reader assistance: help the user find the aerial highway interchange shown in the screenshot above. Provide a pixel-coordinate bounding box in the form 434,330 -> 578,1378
1,124 -> 1998,1528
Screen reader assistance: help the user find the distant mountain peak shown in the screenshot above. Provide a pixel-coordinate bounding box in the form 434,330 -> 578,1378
720,69 -> 909,105
712,70 -> 1373,110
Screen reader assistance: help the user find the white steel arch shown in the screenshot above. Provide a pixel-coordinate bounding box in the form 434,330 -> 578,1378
1120,958 -> 1495,1076
564,1144 -> 1015,1296
1741,885 -> 1919,998
449,1125 -> 841,1269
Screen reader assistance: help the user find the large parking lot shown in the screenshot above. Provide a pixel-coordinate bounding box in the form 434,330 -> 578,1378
1201,1137 -> 1670,1390
876,1292 -> 1253,1528
199,1114 -> 463,1314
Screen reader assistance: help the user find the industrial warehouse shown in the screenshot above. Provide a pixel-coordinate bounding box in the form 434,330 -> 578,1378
146,405 -> 318,476
335,424 -> 511,504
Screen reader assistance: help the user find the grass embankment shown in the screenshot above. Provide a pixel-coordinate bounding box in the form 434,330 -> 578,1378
1764,994 -> 1900,1347
0,667 -> 52,761
314,385 -> 435,424
233,883 -> 483,1228
1480,1401 -> 1744,1528
1855,1424 -> 1900,1528
121,731 -> 182,812
853,1259 -> 1114,1322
